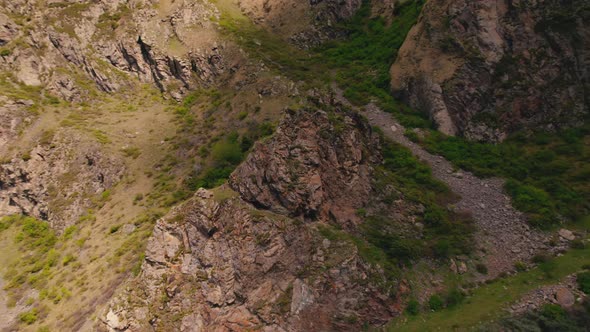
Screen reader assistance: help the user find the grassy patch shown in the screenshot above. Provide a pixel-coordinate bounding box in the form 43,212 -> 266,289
388,244 -> 590,331
0,215 -> 62,306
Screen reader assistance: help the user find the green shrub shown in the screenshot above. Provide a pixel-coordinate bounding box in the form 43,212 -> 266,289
476,263 -> 488,275
405,129 -> 420,142
237,111 -> 248,120
514,261 -> 527,272
18,308 -> 38,324
406,299 -> 420,315
577,271 -> 590,294
211,137 -> 242,166
62,254 -> 76,266
532,253 -> 550,264
429,294 -> 444,311
570,239 -> 586,249
109,225 -> 121,234
446,288 -> 465,307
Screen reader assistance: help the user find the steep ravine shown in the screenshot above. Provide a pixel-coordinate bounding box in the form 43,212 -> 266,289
362,104 -> 549,278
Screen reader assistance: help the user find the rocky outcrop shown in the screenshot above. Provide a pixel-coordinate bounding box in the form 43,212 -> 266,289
230,106 -> 380,226
0,131 -> 124,231
102,104 -> 416,331
103,188 -> 398,332
238,0 -> 364,48
0,12 -> 18,46
391,0 -> 590,141
0,97 -> 32,150
0,0 -> 232,102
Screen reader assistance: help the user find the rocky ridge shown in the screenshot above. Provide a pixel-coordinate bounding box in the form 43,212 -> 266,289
237,0 -> 363,48
103,106 -> 414,331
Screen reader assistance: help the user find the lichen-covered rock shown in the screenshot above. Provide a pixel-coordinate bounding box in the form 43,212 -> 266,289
391,0 -> 590,141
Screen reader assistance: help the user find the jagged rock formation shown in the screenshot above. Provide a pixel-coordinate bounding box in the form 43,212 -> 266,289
0,0 -> 234,103
230,105 -> 380,225
0,131 -> 124,231
391,0 -> 590,141
103,107 -> 411,331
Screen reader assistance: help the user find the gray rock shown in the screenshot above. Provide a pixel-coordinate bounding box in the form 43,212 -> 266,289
558,229 -> 575,241
290,279 -> 315,315
555,287 -> 575,307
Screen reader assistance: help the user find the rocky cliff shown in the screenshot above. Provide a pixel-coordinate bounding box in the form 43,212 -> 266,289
1,1 -> 587,331
391,0 -> 590,141
229,104 -> 379,224
103,106 -> 417,331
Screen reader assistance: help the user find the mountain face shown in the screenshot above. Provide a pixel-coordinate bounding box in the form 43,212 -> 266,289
104,106 -> 414,331
391,0 -> 589,141
0,0 -> 588,331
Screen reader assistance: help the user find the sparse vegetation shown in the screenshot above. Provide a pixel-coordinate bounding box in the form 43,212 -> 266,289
366,136 -> 474,262
0,216 -> 62,306
121,146 -> 141,159
420,124 -> 590,228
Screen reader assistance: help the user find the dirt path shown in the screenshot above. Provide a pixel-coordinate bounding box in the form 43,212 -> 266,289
361,103 -> 549,277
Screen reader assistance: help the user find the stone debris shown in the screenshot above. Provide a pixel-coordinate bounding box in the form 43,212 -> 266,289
362,102 -> 550,279
509,275 -> 583,314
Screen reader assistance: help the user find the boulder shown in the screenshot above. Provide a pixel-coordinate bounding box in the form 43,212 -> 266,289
555,287 -> 575,307
558,229 -> 575,241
